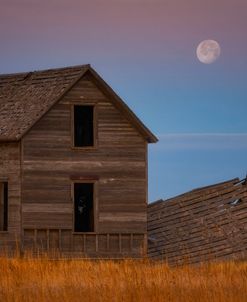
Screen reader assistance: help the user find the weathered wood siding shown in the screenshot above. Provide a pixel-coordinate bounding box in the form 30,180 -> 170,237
21,73 -> 147,257
0,142 -> 21,250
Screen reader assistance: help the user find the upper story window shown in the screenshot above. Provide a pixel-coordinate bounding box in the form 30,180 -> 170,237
0,182 -> 8,231
73,105 -> 94,148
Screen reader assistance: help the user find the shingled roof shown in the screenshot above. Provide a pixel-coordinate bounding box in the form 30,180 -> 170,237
148,177 -> 247,264
0,65 -> 158,143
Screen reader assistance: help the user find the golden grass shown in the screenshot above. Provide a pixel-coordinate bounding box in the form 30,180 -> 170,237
0,257 -> 246,302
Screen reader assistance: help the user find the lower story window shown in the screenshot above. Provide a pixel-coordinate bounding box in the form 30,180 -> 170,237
0,182 -> 8,231
74,183 -> 94,232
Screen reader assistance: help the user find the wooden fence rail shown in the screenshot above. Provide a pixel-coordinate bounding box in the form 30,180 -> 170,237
22,228 -> 146,258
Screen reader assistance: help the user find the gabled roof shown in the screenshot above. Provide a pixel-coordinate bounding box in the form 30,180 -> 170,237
148,177 -> 247,264
0,65 -> 158,143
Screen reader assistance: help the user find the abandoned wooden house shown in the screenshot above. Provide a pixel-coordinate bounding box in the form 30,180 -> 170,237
0,64 -> 158,257
148,177 -> 247,264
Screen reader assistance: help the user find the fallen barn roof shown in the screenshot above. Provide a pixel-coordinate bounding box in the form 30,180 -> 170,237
0,65 -> 158,143
148,177 -> 247,264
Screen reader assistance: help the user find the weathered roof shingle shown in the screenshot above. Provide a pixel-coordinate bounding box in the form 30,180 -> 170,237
148,178 -> 247,264
0,65 -> 89,141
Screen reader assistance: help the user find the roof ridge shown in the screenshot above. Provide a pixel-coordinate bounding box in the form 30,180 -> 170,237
188,177 -> 240,192
0,64 -> 91,77
149,177 -> 241,205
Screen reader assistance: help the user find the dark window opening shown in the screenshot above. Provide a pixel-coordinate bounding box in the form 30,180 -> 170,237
74,183 -> 94,232
74,105 -> 94,147
0,182 -> 8,231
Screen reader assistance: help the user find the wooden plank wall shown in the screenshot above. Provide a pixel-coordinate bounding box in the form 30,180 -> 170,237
0,142 -> 21,251
148,179 -> 247,264
21,73 -> 147,257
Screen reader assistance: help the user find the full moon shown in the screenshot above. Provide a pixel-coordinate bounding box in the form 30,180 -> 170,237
196,40 -> 221,64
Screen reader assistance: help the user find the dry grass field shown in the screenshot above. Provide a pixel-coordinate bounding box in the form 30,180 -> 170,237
0,256 -> 246,302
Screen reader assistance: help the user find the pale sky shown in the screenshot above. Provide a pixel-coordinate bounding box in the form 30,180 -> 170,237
1,0 -> 247,200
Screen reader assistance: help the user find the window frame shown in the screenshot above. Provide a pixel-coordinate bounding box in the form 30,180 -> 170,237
71,180 -> 98,234
0,181 -> 8,232
71,104 -> 98,150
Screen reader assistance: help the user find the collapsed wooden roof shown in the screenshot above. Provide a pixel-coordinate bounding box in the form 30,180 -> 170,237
0,65 -> 158,143
148,177 -> 247,264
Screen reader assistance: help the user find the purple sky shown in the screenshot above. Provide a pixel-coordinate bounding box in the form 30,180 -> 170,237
1,0 -> 247,200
